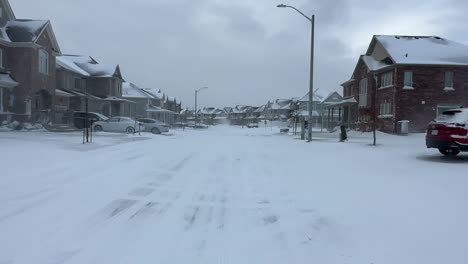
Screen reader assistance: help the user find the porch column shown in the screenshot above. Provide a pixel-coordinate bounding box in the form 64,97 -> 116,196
348,105 -> 351,128
339,107 -> 342,122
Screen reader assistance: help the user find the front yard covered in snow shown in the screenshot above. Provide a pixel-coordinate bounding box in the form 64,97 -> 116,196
0,126 -> 467,264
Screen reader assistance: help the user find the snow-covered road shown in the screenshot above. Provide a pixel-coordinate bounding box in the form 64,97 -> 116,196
1,127 -> 468,264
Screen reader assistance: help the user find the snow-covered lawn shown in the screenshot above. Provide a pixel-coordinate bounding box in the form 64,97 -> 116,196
1,127 -> 467,264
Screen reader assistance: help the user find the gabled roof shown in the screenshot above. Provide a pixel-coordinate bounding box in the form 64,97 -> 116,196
142,87 -> 164,100
122,82 -> 152,99
56,55 -> 97,76
367,35 -> 468,66
78,63 -> 122,79
57,55 -> 121,79
3,19 -> 61,53
5,19 -> 48,42
321,91 -> 343,104
298,92 -> 324,102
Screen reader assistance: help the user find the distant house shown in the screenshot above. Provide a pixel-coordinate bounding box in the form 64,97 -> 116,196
198,107 -> 227,125
229,105 -> 255,125
264,99 -> 296,121
142,87 -> 180,125
0,0 -> 61,123
340,35 -> 468,133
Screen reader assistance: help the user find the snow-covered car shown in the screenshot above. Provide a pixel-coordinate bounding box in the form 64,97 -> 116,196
137,118 -> 170,134
93,117 -> 144,134
247,123 -> 259,128
426,108 -> 468,156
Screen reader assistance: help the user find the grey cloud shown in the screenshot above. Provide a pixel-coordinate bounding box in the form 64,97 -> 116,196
10,0 -> 468,107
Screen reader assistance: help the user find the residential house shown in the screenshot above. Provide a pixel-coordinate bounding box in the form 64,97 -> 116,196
122,82 -> 153,118
320,91 -> 344,129
198,107 -> 227,125
142,87 -> 180,125
0,0 -> 61,123
55,54 -> 133,120
228,105 -> 255,125
264,99 -> 296,122
341,35 -> 468,133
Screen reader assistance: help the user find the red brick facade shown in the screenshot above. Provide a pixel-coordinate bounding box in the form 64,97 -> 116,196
343,59 -> 468,133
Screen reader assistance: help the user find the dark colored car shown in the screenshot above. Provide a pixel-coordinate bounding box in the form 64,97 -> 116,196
426,108 -> 468,156
247,123 -> 259,128
73,112 -> 108,129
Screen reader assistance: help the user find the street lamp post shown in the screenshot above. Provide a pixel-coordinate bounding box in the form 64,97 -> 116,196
195,87 -> 208,128
277,3 -> 315,142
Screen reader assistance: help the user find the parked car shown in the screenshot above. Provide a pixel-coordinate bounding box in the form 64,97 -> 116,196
247,123 -> 259,128
73,112 -> 108,129
137,118 -> 170,134
93,117 -> 144,133
426,108 -> 468,156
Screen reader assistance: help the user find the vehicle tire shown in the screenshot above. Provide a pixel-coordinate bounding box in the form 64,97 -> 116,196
94,125 -> 103,132
126,127 -> 135,134
438,148 -> 460,157
151,127 -> 161,134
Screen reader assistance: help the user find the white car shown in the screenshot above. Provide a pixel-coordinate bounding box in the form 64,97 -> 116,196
93,117 -> 144,133
137,118 -> 170,134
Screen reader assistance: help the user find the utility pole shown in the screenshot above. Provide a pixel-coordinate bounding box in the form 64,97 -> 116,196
277,4 -> 315,143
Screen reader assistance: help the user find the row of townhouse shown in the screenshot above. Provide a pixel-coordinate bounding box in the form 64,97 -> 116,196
0,0 -> 181,126
182,92 -> 345,128
336,35 -> 468,133
121,82 -> 181,125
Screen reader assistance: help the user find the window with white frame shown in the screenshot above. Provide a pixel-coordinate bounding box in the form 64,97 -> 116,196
39,49 -> 49,74
404,71 -> 413,88
379,101 -> 392,116
359,78 -> 368,107
381,72 -> 393,88
444,71 -> 454,88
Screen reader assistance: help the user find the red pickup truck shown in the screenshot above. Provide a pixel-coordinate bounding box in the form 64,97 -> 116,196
426,108 -> 468,157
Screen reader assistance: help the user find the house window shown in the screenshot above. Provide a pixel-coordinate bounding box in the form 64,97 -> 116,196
404,71 -> 413,88
39,49 -> 49,75
74,78 -> 81,90
379,101 -> 392,116
359,78 -> 368,107
444,71 -> 454,89
380,72 -> 393,88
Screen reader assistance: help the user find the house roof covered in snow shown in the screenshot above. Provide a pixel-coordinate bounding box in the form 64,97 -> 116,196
5,19 -> 48,42
298,92 -> 323,102
142,87 -> 164,100
0,18 -> 61,53
56,55 -> 122,79
56,55 -> 97,76
367,35 -> 468,66
122,82 -> 151,98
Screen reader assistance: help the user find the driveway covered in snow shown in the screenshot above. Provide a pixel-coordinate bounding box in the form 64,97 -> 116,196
1,127 -> 467,264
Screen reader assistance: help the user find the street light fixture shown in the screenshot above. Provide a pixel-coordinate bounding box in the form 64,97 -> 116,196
195,86 -> 208,128
277,3 -> 315,143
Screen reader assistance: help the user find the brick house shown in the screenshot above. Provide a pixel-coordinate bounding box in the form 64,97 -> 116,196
341,35 -> 468,133
56,54 -> 134,119
0,0 -> 61,123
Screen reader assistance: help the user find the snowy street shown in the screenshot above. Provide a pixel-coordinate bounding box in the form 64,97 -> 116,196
1,127 -> 468,264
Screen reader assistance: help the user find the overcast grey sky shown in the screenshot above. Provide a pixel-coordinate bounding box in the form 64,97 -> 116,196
11,0 -> 468,108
